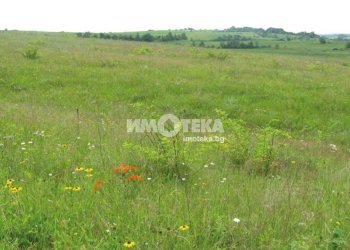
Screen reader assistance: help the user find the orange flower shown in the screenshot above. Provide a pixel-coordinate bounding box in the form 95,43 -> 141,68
93,180 -> 104,191
127,175 -> 143,182
114,163 -> 139,174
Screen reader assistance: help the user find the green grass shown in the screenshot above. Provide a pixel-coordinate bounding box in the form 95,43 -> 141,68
0,30 -> 350,249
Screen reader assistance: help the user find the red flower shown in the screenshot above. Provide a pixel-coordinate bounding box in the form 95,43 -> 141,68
93,180 -> 104,191
127,174 -> 143,182
114,163 -> 139,174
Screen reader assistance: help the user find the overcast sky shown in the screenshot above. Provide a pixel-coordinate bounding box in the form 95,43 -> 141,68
0,0 -> 349,34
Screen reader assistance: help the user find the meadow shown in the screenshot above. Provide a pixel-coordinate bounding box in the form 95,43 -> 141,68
0,30 -> 349,249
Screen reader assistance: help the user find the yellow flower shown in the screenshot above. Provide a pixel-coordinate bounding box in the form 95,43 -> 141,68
86,174 -> 93,178
64,186 -> 73,190
123,241 -> 136,248
291,160 -> 296,164
85,168 -> 94,173
12,201 -> 18,206
336,221 -> 341,225
75,167 -> 85,172
179,225 -> 190,231
62,144 -> 69,149
72,187 -> 81,191
6,179 -> 14,186
10,187 -> 23,194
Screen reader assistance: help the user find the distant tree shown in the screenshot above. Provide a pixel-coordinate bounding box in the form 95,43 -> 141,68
191,40 -> 196,47
346,41 -> 350,49
199,41 -> 205,47
319,37 -> 326,44
141,33 -> 155,42
165,32 -> 174,41
180,32 -> 188,40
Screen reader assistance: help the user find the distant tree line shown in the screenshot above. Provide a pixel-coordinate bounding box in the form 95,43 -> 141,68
76,32 -> 187,42
224,26 -> 319,39
220,40 -> 259,49
215,35 -> 259,49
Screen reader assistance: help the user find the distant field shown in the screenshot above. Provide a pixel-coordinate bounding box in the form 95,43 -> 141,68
0,30 -> 349,249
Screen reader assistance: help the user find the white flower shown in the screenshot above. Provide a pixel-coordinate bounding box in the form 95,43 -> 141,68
181,178 -> 186,181
329,144 -> 337,151
222,178 -> 227,181
21,142 -> 26,145
21,147 -> 26,150
210,162 -> 215,166
28,141 -> 33,144
106,229 -> 111,233
48,173 -> 53,177
204,164 -> 209,168
233,218 -> 240,223
147,177 -> 152,181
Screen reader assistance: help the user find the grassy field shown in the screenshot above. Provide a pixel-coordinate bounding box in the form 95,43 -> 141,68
0,30 -> 350,249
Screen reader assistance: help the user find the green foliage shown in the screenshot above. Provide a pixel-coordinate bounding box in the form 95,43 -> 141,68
134,46 -> 152,55
319,37 -> 326,44
206,51 -> 228,60
215,109 -> 250,165
346,41 -> 350,49
22,46 -> 39,59
123,133 -> 190,179
250,126 -> 289,175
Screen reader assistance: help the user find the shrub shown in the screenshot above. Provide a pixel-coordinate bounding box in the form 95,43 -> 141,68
346,41 -> 350,49
319,37 -> 326,44
22,47 -> 39,59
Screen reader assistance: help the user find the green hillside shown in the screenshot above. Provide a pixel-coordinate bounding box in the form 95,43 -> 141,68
0,29 -> 349,249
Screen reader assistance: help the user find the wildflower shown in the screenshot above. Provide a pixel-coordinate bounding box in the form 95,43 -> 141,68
147,177 -> 152,181
75,167 -> 85,172
94,180 -> 104,191
114,163 -> 139,174
62,144 -> 69,149
12,201 -> 18,206
336,221 -> 341,225
291,160 -> 296,164
85,168 -> 94,173
64,186 -> 73,190
210,162 -> 215,166
123,241 -> 136,248
127,175 -> 143,182
48,173 -> 53,177
72,187 -> 81,191
204,164 -> 209,168
179,225 -> 190,231
21,142 -> 26,145
233,218 -> 240,223
10,187 -> 23,194
181,178 -> 186,181
329,144 -> 337,151
28,141 -> 33,144
86,174 -> 93,178
6,179 -> 14,186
